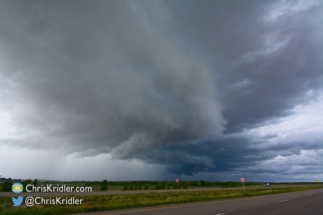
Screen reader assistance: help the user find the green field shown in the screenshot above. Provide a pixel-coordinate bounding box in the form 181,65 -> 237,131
1,184 -> 322,215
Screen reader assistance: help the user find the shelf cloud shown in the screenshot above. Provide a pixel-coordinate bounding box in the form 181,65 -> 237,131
0,0 -> 322,181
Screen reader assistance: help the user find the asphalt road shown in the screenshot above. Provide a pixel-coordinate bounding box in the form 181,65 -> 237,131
0,187 -> 278,197
1,187 -> 235,197
67,188 -> 323,215
0,185 -> 316,197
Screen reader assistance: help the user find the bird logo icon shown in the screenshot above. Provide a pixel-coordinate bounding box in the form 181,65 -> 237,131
12,196 -> 24,206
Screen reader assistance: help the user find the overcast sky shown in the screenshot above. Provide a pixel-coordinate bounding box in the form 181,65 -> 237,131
0,0 -> 322,182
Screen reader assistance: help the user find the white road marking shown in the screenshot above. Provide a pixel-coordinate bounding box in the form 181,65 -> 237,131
278,199 -> 289,203
215,213 -> 225,215
101,190 -> 319,215
307,194 -> 312,196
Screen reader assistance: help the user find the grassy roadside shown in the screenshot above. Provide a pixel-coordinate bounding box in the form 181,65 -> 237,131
1,185 -> 322,215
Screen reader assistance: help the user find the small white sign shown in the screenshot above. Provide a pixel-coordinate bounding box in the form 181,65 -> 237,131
240,178 -> 245,182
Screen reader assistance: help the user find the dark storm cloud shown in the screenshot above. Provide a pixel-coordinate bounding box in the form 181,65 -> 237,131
1,0 -> 323,179
165,0 -> 323,132
0,1 -> 225,157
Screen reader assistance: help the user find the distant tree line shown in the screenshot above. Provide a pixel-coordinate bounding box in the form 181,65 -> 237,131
84,180 -> 266,190
83,180 -> 323,191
